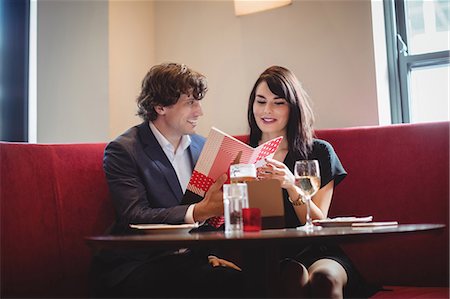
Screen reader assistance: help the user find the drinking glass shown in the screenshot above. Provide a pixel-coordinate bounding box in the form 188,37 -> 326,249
230,164 -> 257,183
223,183 -> 248,234
242,207 -> 261,232
294,160 -> 320,231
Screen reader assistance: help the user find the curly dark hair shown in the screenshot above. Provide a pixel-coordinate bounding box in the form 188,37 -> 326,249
247,66 -> 315,158
136,63 -> 208,121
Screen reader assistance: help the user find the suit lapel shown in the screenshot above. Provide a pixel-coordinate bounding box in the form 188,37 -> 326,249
138,122 -> 183,201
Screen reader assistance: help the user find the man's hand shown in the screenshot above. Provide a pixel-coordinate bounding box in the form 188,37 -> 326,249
208,255 -> 242,271
192,174 -> 227,222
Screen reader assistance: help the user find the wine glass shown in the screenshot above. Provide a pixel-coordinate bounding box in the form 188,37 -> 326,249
294,160 -> 321,231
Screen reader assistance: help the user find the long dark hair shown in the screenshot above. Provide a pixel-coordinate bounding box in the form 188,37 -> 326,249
136,63 -> 208,121
247,66 -> 315,158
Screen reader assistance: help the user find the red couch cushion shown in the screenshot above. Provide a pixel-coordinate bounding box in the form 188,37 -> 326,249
1,143 -> 63,297
50,144 -> 115,295
1,143 -> 114,298
1,122 -> 448,297
371,286 -> 449,298
237,122 -> 449,287
316,122 -> 449,287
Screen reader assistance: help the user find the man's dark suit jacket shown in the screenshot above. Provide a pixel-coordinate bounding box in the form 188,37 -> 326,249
104,121 -> 204,234
94,121 -> 205,287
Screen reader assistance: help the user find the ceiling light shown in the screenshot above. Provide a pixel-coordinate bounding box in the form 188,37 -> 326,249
234,0 -> 292,16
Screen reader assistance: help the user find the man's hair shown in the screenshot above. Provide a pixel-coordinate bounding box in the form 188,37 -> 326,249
136,63 -> 208,121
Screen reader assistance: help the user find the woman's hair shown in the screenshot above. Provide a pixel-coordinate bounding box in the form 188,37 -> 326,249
247,66 -> 315,158
136,63 -> 208,121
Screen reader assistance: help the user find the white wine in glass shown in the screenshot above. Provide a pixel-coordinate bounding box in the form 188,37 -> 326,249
294,160 -> 320,231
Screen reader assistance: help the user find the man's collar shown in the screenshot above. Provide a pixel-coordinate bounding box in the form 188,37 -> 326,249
149,121 -> 191,153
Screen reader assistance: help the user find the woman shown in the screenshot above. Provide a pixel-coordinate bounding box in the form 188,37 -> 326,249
247,66 -> 370,298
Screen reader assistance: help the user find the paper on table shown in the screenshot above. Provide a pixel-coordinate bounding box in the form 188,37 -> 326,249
312,216 -> 373,227
129,223 -> 199,230
351,221 -> 398,227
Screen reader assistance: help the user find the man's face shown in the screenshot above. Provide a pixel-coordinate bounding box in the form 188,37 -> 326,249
158,93 -> 204,138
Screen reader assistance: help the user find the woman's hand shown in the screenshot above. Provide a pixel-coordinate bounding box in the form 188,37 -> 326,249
208,256 -> 242,271
257,158 -> 295,189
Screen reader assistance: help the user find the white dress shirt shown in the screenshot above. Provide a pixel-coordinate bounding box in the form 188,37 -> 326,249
149,122 -> 196,223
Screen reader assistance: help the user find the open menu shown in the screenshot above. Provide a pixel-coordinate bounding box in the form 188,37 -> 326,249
183,127 -> 283,204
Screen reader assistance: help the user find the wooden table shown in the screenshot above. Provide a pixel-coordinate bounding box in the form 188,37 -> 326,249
86,224 -> 444,297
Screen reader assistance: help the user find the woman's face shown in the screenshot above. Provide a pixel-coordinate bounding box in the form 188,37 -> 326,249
253,80 -> 290,137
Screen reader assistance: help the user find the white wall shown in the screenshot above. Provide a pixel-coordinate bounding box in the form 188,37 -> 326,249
35,0 -> 381,142
108,0 -> 155,139
153,0 -> 380,136
37,0 -> 109,143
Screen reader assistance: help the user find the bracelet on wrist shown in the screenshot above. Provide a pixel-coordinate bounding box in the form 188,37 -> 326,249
288,193 -> 305,206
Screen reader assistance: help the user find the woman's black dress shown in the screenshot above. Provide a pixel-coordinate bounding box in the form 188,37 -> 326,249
280,139 -> 376,298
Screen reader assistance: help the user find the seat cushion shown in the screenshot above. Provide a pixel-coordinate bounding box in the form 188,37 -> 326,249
371,286 -> 449,298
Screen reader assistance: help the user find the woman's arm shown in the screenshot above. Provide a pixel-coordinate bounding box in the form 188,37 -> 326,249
258,157 -> 334,224
285,180 -> 334,223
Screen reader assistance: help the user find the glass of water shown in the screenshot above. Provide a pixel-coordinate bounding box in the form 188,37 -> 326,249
223,183 -> 248,234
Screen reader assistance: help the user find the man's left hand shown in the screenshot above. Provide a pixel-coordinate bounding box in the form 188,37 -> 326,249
208,255 -> 242,271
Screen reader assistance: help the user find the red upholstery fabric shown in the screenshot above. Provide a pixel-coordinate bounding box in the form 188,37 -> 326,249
316,122 -> 449,287
0,122 -> 448,297
1,144 -> 62,297
371,286 -> 449,298
1,143 -> 114,298
236,122 -> 449,294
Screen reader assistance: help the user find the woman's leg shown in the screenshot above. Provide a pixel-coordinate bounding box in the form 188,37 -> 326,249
308,258 -> 348,299
279,258 -> 309,298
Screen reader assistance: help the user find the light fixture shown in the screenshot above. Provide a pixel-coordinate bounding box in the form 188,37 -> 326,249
234,0 -> 292,16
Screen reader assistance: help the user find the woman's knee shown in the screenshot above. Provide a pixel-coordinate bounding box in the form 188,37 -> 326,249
280,258 -> 309,285
279,258 -> 309,297
310,270 -> 340,289
309,260 -> 347,299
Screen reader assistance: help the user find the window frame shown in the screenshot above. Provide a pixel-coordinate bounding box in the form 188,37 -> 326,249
0,0 -> 30,142
383,0 -> 450,124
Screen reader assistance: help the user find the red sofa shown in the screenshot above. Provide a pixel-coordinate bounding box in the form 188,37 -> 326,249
1,121 -> 448,298
316,122 -> 449,298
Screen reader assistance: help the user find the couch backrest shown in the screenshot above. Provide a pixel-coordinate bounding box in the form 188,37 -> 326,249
316,121 -> 449,286
1,122 -> 448,297
1,142 -> 114,298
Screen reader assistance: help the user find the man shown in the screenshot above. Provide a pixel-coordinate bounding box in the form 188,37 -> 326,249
91,63 -> 242,298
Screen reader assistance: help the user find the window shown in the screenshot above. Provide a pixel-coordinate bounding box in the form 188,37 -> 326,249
384,0 -> 449,123
0,0 -> 30,141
